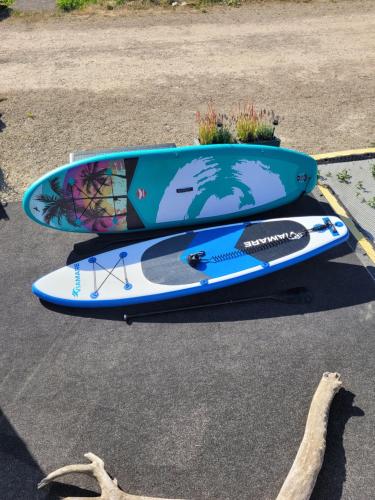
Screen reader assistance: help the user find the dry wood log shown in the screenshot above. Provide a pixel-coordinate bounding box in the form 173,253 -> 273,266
37,452 -> 184,500
276,372 -> 342,500
38,372 -> 342,500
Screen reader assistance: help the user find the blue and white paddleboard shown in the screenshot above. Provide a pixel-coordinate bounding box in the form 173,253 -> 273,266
32,216 -> 348,308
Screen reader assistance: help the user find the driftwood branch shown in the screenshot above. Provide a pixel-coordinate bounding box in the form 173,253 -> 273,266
276,372 -> 342,500
38,452 -> 183,500
38,372 -> 342,500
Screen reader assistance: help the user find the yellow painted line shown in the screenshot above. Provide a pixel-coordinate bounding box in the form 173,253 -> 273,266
318,184 -> 375,263
312,148 -> 375,161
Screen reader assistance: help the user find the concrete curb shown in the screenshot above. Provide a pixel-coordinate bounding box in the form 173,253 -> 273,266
312,148 -> 375,164
313,148 -> 375,264
317,184 -> 375,264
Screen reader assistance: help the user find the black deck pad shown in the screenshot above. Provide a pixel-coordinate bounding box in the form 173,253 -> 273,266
124,157 -> 145,230
235,220 -> 310,262
141,232 -> 209,285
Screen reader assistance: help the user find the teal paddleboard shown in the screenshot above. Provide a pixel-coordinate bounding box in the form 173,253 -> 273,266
23,144 -> 317,233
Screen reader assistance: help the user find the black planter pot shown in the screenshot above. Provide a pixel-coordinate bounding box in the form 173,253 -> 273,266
238,137 -> 281,147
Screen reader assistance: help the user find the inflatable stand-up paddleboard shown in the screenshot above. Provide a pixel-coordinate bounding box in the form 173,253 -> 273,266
32,215 -> 348,308
23,144 -> 317,234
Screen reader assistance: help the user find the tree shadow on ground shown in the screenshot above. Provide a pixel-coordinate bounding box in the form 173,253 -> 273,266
0,106 -> 10,220
0,168 -> 9,191
311,389 -> 364,500
0,408 -> 98,499
0,7 -> 11,22
0,202 -> 9,221
0,168 -> 10,220
0,112 -> 6,132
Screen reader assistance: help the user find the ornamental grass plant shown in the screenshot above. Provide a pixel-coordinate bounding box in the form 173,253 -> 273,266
196,101 -> 280,145
232,102 -> 278,143
195,103 -> 234,145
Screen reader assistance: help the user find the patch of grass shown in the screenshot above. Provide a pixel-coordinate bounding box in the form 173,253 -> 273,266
355,180 -> 365,191
197,0 -> 240,5
57,0 -> 95,11
0,0 -> 14,8
26,111 -> 35,119
56,0 -> 245,12
367,197 -> 375,209
371,163 -> 375,180
56,0 -> 173,12
198,0 -> 239,7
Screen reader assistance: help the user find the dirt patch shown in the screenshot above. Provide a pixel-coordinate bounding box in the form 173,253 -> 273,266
1,0 -> 375,201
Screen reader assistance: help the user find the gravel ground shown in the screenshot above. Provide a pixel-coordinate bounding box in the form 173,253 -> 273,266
1,0 -> 375,202
13,0 -> 56,11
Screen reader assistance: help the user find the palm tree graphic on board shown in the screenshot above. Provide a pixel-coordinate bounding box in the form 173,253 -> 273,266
80,162 -> 127,194
82,200 -> 113,232
36,177 -> 76,226
80,163 -> 111,194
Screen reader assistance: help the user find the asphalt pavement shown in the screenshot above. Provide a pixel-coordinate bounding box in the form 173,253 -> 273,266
0,193 -> 374,500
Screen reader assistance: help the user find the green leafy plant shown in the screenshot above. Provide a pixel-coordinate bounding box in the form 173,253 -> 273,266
0,0 -> 14,7
336,169 -> 352,184
195,103 -> 234,145
371,163 -> 375,180
57,0 -> 93,11
355,180 -> 365,191
367,197 -> 375,209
